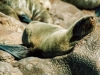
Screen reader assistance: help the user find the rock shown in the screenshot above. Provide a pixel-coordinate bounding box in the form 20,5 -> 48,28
0,30 -> 23,44
50,0 -> 84,29
0,12 -> 25,31
0,61 -> 23,75
13,57 -> 71,75
0,50 -> 16,64
0,12 -> 25,44
82,10 -> 95,16
62,0 -> 100,9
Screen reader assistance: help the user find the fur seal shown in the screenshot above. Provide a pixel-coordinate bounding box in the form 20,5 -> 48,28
22,16 -> 95,58
62,0 -> 100,9
0,3 -> 19,20
0,0 -> 53,24
37,0 -> 51,11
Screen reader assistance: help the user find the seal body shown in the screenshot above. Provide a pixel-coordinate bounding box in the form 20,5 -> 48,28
62,0 -> 100,9
23,21 -> 72,57
1,0 -> 53,24
22,16 -> 94,58
0,3 -> 19,20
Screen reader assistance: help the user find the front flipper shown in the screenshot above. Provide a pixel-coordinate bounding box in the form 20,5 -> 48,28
0,44 -> 30,59
95,6 -> 100,17
18,14 -> 32,24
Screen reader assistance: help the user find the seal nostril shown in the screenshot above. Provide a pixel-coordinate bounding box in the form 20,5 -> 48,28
47,8 -> 49,10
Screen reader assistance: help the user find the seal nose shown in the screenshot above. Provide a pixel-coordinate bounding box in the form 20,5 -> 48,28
46,7 -> 49,10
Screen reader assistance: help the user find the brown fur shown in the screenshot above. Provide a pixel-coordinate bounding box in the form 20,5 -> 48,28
22,16 -> 95,58
0,0 -> 53,23
62,0 -> 100,9
0,3 -> 19,20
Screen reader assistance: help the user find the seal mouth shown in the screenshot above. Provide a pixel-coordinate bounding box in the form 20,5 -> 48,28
70,16 -> 95,42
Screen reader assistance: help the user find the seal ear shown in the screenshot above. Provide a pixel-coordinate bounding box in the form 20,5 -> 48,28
70,16 -> 95,42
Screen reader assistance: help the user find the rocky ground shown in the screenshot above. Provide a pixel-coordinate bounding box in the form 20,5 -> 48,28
0,0 -> 100,75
